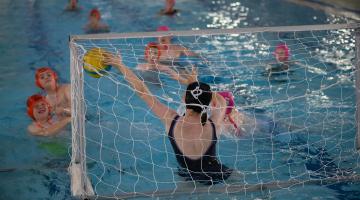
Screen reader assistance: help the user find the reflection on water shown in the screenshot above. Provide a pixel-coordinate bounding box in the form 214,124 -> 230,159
0,0 -> 358,199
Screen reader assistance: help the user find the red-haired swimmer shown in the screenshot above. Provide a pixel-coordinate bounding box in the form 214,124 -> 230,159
84,8 -> 110,33
27,94 -> 71,136
35,67 -> 71,118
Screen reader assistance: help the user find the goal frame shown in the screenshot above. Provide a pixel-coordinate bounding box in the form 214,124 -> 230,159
69,23 -> 360,199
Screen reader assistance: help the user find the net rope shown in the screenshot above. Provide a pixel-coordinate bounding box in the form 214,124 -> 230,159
70,25 -> 360,199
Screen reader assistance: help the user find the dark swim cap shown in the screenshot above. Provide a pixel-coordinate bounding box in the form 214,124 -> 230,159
185,82 -> 212,113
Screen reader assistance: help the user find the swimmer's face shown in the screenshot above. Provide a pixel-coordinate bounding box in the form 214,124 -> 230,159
38,71 -> 56,89
158,36 -> 171,45
275,48 -> 288,62
147,47 -> 159,62
90,15 -> 99,23
69,0 -> 77,6
165,0 -> 175,10
33,101 -> 50,120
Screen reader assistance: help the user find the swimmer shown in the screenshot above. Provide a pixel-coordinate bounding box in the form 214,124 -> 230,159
104,52 -> 244,185
35,67 -> 71,118
27,94 -> 71,136
65,0 -> 79,11
137,42 -> 197,85
266,43 -> 308,75
84,8 -> 110,34
177,90 -> 245,137
168,67 -> 245,137
217,91 -> 245,136
159,0 -> 178,16
156,26 -> 209,65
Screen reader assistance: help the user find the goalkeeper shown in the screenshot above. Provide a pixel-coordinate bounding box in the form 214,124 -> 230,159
104,52 -> 243,185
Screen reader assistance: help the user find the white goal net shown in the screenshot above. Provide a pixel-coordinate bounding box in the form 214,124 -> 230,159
69,23 -> 360,199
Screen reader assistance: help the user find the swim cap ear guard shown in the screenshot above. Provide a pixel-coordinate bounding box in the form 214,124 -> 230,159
176,103 -> 186,116
202,105 -> 212,118
144,42 -> 161,61
177,103 -> 212,118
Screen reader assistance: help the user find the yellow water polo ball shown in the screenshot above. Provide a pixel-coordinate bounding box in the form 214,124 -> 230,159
83,48 -> 112,78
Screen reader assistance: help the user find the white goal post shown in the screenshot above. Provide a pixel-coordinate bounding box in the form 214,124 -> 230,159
69,23 -> 360,199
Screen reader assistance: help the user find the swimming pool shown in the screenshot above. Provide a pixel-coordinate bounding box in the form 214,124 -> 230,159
0,0 -> 359,199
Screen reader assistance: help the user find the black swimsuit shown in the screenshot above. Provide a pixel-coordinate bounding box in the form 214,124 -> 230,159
168,115 -> 233,185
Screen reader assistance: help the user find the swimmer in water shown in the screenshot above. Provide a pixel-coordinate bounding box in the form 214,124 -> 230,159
137,42 -> 197,85
27,94 -> 71,136
84,8 -> 110,34
156,26 -> 209,66
159,64 -> 245,136
103,51 -> 245,185
35,67 -> 71,118
266,43 -> 309,76
65,0 -> 80,11
159,0 -> 178,16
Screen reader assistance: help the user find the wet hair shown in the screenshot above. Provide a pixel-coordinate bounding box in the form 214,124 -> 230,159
185,82 -> 212,126
35,67 -> 58,89
27,94 -> 51,120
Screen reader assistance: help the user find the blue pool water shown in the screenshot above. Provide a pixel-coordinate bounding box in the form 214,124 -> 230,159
0,0 -> 359,199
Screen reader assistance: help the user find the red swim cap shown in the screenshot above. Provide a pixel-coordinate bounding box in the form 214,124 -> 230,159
35,67 -> 58,89
144,42 -> 161,60
157,26 -> 170,32
90,8 -> 101,20
26,94 -> 51,120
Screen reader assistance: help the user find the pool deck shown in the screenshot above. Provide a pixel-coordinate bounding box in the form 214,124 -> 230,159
286,0 -> 360,21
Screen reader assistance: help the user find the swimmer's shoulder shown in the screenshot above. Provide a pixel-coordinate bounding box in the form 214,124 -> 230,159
28,123 -> 42,136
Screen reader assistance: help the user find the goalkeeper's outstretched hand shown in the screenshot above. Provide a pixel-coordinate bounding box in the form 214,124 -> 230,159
103,52 -> 123,67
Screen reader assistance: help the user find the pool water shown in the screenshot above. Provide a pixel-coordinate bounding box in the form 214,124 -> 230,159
0,0 -> 359,199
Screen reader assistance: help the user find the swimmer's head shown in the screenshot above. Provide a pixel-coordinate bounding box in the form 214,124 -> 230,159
165,0 -> 176,11
157,25 -> 170,32
274,43 -> 290,62
27,94 -> 51,121
157,26 -> 172,45
69,0 -> 77,8
90,8 -> 101,21
145,42 -> 161,62
185,82 -> 212,125
35,67 -> 58,90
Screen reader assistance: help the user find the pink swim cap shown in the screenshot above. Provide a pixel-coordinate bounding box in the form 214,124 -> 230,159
157,26 -> 170,32
274,43 -> 290,61
218,91 -> 235,115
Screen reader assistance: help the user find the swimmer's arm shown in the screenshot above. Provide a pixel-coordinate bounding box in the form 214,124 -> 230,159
158,65 -> 191,85
104,53 -> 177,125
210,93 -> 227,136
293,61 -> 307,68
182,47 -> 210,66
64,84 -> 71,108
161,65 -> 197,85
136,63 -> 150,71
28,117 -> 71,136
182,48 -> 198,57
168,71 -> 189,85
